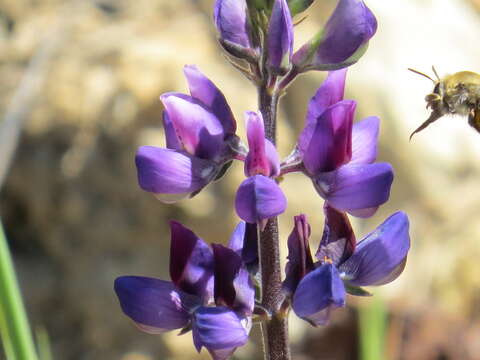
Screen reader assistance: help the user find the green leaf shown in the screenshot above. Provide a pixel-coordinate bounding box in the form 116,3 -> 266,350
344,282 -> 373,297
287,0 -> 315,16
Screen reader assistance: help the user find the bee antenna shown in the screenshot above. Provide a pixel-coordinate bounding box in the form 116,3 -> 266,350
431,65 -> 441,81
408,68 -> 435,83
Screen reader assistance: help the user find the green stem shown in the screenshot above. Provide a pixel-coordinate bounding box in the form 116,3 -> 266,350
0,221 -> 39,360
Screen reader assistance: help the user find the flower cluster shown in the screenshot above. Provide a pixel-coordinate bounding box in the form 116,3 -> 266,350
115,221 -> 257,359
115,1 -> 411,359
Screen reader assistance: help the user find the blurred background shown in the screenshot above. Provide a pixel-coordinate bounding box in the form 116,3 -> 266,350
1,0 -> 480,359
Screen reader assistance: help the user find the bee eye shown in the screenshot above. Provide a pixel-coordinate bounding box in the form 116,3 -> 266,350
433,83 -> 440,94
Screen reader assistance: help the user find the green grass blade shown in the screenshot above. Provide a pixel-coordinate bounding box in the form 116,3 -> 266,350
359,295 -> 387,360
0,221 -> 39,360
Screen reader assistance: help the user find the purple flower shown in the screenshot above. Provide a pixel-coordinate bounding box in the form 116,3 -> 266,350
115,221 -> 254,359
214,0 -> 257,60
284,207 -> 410,326
235,111 -> 286,228
293,0 -> 377,72
267,0 -> 294,74
136,65 -> 240,203
296,69 -> 393,217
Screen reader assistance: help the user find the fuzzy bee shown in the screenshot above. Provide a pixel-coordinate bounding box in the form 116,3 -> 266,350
408,67 -> 480,140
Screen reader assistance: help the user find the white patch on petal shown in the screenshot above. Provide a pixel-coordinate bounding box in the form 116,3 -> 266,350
155,192 -> 190,203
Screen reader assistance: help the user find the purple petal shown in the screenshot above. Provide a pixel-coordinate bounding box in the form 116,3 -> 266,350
283,214 -> 315,294
162,111 -> 182,151
305,70 -> 347,128
293,0 -> 377,70
339,212 -> 410,286
267,0 -> 294,73
350,116 -> 379,165
313,162 -> 394,217
214,0 -> 251,48
316,204 -> 356,266
170,221 -> 214,302
228,222 -> 259,271
212,244 -> 254,315
235,175 -> 287,224
299,100 -> 355,175
192,306 -> 250,352
135,147 -> 218,203
160,93 -> 225,160
183,65 -> 236,136
245,111 -> 280,177
114,276 -> 200,333
292,264 -> 346,326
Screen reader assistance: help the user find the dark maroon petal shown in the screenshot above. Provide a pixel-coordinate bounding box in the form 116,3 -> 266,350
292,264 -> 346,326
114,276 -> 200,333
299,100 -> 355,175
183,65 -> 236,136
214,0 -> 252,48
339,212 -> 410,286
316,204 -> 356,266
235,175 -> 287,225
212,244 -> 254,315
192,306 -> 250,353
283,214 -> 315,294
170,221 -> 214,302
305,69 -> 347,128
313,162 -> 394,217
135,147 -> 218,203
160,93 -> 225,160
228,222 -> 259,272
351,116 -> 379,165
267,0 -> 294,73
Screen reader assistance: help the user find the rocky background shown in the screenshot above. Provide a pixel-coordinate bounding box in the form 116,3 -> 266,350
2,0 -> 480,359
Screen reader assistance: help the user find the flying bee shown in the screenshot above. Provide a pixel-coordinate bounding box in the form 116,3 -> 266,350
408,66 -> 480,140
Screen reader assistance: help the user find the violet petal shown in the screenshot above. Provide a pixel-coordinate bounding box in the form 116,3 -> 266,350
300,100 -> 355,175
305,69 -> 347,128
162,111 -> 182,151
267,0 -> 294,73
170,221 -> 214,302
192,306 -> 250,351
114,276 -> 200,333
292,264 -> 346,326
293,0 -> 377,71
339,212 -> 410,286
160,93 -> 225,159
183,65 -> 236,136
214,0 -> 251,48
313,162 -> 394,217
351,116 -> 379,165
283,214 -> 315,294
245,111 -> 280,177
235,175 -> 287,224
316,204 -> 356,266
135,147 -> 218,203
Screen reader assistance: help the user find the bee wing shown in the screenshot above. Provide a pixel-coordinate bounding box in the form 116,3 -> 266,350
409,110 -> 444,141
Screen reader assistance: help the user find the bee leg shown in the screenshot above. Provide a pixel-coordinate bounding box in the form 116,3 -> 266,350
468,108 -> 480,133
409,110 -> 444,141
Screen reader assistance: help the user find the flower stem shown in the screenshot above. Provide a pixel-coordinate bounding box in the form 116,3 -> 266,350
0,220 -> 39,360
258,85 -> 291,360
